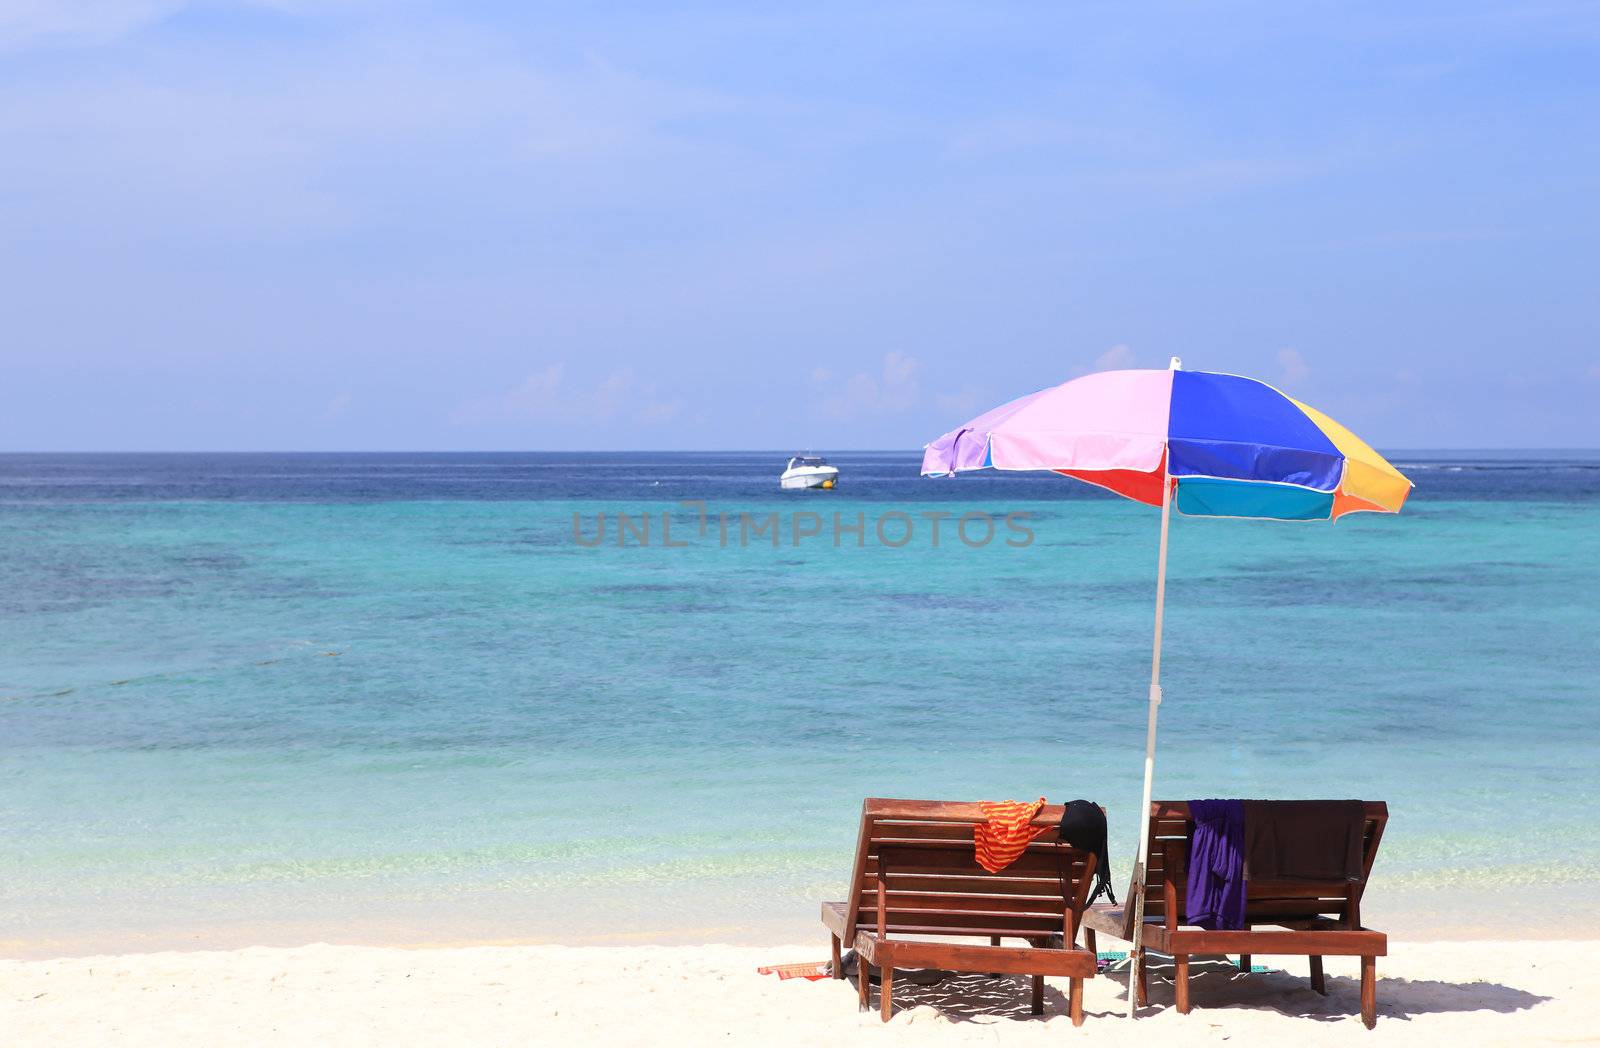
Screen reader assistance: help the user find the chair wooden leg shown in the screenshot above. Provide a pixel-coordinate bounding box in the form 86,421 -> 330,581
880,966 -> 894,1022
1310,954 -> 1326,995
857,963 -> 869,1011
1174,953 -> 1191,1014
1238,953 -> 1251,973
1070,977 -> 1084,1027
1085,928 -> 1097,955
1360,955 -> 1377,1029
830,934 -> 842,979
988,935 -> 1001,978
1135,948 -> 1149,1007
1031,973 -> 1044,1015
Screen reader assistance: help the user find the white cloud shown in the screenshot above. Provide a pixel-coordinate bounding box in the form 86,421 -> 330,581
880,350 -> 919,404
496,364 -> 567,419
1277,347 -> 1310,385
1093,344 -> 1135,371
933,387 -> 990,419
636,399 -> 685,424
0,1 -> 183,50
0,16 -> 749,243
589,368 -> 635,421
0,2 -> 424,51
322,392 -> 352,420
815,351 -> 921,419
455,364 -> 683,427
590,367 -> 685,424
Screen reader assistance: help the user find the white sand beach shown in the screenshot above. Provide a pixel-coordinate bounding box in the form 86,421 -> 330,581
1,939 -> 1589,1046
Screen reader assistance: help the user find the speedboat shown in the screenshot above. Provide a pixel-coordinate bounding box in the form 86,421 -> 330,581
780,454 -> 839,490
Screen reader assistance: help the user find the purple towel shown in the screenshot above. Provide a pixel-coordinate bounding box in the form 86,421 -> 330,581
1186,799 -> 1246,930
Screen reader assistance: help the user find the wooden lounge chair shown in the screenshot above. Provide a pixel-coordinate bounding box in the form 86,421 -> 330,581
820,798 -> 1099,1026
1081,800 -> 1388,1028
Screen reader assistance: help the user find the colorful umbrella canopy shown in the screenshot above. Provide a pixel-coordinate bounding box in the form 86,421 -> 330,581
922,360 -> 1411,520
921,358 -> 1411,1019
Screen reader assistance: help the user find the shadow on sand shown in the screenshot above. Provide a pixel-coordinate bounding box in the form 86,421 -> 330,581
855,970 -> 1075,1023
1106,954 -> 1551,1024
856,955 -> 1550,1025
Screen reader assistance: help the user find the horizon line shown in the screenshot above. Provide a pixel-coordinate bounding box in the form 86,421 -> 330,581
2,447 -> 1598,456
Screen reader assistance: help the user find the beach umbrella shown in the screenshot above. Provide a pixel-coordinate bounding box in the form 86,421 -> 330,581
920,357 -> 1411,1018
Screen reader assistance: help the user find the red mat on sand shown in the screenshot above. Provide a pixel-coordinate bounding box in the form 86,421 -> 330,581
756,961 -> 830,981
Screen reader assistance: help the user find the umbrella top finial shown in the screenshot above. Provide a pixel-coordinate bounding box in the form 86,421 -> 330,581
1168,356 -> 1183,371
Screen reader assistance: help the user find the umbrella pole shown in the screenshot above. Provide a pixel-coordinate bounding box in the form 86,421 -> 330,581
1126,471 -> 1173,1018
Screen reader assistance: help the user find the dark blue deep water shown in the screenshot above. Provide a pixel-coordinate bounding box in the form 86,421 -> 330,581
2,449 -> 1596,503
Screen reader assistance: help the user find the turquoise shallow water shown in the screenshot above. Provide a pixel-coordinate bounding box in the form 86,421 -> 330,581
2,452 -> 1598,952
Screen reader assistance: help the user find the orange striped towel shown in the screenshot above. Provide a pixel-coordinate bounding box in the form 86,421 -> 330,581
975,797 -> 1050,873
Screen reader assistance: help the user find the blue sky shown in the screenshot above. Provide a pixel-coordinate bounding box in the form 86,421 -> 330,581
2,1 -> 1596,451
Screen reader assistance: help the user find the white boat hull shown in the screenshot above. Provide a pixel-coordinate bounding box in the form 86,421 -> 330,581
780,467 -> 839,490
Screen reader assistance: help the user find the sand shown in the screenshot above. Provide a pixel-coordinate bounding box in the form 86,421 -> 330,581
1,939 -> 1590,1046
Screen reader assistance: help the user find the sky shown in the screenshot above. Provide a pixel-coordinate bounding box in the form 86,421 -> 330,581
2,1 -> 1597,451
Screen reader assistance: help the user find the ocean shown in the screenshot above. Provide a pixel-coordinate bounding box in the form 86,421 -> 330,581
2,451 -> 1598,954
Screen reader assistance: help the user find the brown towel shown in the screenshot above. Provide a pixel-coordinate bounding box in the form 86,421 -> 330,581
1243,800 -> 1365,881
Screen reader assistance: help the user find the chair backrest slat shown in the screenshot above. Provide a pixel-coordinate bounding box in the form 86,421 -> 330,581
842,798 -> 1098,943
1137,800 -> 1388,928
